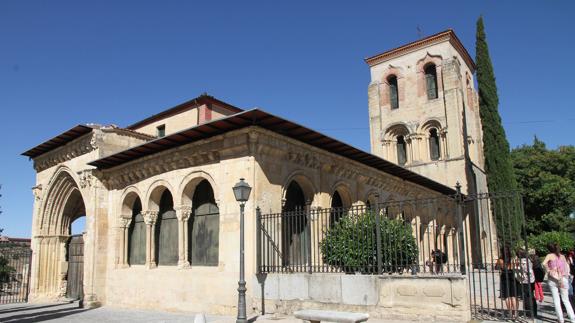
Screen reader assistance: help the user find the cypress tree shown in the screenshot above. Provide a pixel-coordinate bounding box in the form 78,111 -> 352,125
476,16 -> 520,244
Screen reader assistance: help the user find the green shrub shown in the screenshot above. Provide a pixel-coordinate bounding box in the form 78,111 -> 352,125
527,231 -> 575,256
319,212 -> 418,274
0,255 -> 15,287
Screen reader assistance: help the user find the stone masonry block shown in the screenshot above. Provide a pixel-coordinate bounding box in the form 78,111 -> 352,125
309,274 -> 342,303
341,274 -> 378,306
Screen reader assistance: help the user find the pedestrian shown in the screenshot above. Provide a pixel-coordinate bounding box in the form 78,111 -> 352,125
530,249 -> 545,305
432,248 -> 446,274
496,245 -> 519,319
516,248 -> 536,318
543,243 -> 575,323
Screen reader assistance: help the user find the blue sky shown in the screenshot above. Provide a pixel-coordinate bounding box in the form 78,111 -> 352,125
1,1 -> 574,237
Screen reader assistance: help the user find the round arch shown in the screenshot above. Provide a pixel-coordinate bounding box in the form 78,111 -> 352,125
178,171 -> 219,207
329,181 -> 353,208
144,180 -> 175,211
365,190 -> 380,207
120,186 -> 142,217
281,171 -> 316,206
383,123 -> 410,141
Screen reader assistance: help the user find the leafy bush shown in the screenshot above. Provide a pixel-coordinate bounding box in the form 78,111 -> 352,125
0,255 -> 15,287
319,212 -> 418,274
527,231 -> 575,256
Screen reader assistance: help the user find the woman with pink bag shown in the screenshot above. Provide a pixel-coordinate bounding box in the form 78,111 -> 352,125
543,243 -> 575,323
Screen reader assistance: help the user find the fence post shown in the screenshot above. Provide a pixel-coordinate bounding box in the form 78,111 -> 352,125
374,194 -> 382,274
306,199 -> 313,274
256,207 -> 262,274
455,183 -> 466,275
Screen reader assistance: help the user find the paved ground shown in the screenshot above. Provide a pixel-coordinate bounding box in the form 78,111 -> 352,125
0,302 -> 428,323
0,293 -> 563,323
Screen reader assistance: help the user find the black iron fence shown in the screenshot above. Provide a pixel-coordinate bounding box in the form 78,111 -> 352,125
0,246 -> 32,304
257,193 -> 466,275
463,192 -> 534,321
256,190 -> 534,321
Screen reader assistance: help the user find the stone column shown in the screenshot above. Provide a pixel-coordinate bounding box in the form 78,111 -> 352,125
405,136 -> 413,164
118,216 -> 132,267
57,235 -> 69,299
447,228 -> 455,269
175,205 -> 192,268
142,211 -> 159,268
440,129 -> 448,159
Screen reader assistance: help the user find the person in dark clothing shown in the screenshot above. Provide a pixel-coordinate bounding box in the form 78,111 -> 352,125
516,249 -> 537,318
497,246 -> 519,319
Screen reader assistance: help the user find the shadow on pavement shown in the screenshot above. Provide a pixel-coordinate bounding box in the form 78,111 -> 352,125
0,302 -> 73,315
1,302 -> 90,322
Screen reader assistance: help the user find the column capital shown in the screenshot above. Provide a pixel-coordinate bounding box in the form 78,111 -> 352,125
142,210 -> 159,225
175,205 -> 192,221
118,217 -> 132,229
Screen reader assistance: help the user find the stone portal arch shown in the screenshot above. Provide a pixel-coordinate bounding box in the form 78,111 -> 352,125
32,168 -> 87,301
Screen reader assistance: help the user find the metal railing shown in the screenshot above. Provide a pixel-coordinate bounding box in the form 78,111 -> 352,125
256,190 -> 535,321
0,245 -> 32,304
257,194 -> 466,275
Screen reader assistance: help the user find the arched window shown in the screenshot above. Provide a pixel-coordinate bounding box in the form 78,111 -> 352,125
282,181 -> 308,266
155,190 -> 178,266
429,128 -> 441,160
330,191 -> 344,227
189,180 -> 219,266
388,75 -> 399,109
397,135 -> 407,166
128,198 -> 145,265
425,64 -> 438,100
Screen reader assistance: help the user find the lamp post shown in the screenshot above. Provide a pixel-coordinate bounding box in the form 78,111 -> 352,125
233,178 -> 252,323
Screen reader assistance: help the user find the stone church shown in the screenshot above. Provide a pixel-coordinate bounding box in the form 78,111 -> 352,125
22,30 -> 492,318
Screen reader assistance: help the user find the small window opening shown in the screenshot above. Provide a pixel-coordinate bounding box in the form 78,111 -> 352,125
388,75 -> 399,109
425,64 -> 438,100
157,125 -> 166,138
397,135 -> 407,166
429,128 -> 440,160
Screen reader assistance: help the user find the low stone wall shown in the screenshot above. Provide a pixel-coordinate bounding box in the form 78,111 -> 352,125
252,273 -> 470,322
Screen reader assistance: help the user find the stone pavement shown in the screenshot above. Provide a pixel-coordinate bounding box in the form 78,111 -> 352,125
0,302 -> 431,323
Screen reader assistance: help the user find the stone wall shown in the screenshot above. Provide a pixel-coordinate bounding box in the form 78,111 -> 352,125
253,273 -> 470,322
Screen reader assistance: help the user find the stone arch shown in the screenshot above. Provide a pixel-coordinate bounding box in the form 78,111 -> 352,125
120,186 -> 142,217
380,66 -> 405,109
419,119 -> 443,133
383,123 -> 410,140
329,181 -> 353,208
179,171 -> 219,207
416,53 -> 443,97
33,167 -> 87,300
365,190 -> 380,208
384,124 -> 411,165
145,180 -> 175,211
188,179 -> 220,266
416,52 -> 443,73
420,120 -> 445,161
40,167 -> 86,236
380,65 -> 405,82
282,171 -> 316,207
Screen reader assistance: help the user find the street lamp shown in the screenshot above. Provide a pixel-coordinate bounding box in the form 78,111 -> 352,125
233,178 -> 251,323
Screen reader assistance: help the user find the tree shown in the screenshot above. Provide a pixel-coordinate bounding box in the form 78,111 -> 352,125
476,16 -> 520,243
511,137 -> 575,234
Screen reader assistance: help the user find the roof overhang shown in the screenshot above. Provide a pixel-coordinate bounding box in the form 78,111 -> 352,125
89,109 -> 457,196
364,29 -> 476,72
21,125 -> 95,158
